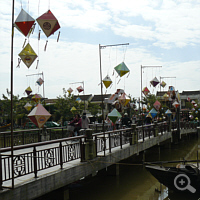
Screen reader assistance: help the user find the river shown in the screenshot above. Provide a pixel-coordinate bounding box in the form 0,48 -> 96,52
35,135 -> 200,200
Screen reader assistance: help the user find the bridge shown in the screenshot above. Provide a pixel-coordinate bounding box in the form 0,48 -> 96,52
0,121 -> 198,200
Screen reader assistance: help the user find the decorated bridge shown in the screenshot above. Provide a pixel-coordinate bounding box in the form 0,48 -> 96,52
0,121 -> 198,200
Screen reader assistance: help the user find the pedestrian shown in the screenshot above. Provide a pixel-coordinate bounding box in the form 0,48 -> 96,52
68,114 -> 82,136
81,112 -> 90,129
121,113 -> 131,128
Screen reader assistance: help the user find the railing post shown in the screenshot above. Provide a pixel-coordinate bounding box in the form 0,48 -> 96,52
120,130 -> 123,149
33,146 -> 38,178
22,131 -> 25,145
59,142 -> 63,169
197,127 -> 200,138
85,129 -> 96,160
38,129 -> 41,142
3,133 -> 5,148
142,126 -> 145,142
155,122 -> 159,137
109,132 -> 111,153
0,153 -> 2,190
131,124 -> 137,145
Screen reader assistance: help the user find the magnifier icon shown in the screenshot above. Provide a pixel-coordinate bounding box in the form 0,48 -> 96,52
174,174 -> 196,193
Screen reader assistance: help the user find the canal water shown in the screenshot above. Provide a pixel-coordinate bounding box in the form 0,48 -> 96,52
35,135 -> 200,200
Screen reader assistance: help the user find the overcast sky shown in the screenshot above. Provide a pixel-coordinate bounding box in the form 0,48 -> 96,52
0,0 -> 200,100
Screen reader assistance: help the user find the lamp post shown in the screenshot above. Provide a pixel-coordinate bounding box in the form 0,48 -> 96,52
99,43 -> 129,132
10,0 -> 15,189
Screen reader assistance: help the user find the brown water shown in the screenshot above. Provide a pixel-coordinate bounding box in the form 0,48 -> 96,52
35,136 -> 200,200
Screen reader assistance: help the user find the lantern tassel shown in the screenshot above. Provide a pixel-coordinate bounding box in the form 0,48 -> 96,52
38,30 -> 41,40
16,58 -> 21,68
126,72 -> 130,78
57,31 -> 60,42
36,60 -> 39,69
44,40 -> 48,51
22,39 -> 27,48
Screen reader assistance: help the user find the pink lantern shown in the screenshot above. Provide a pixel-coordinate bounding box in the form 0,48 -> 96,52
28,104 -> 51,128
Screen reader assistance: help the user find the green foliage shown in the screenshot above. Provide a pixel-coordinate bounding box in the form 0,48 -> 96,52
54,88 -> 85,125
88,102 -> 101,117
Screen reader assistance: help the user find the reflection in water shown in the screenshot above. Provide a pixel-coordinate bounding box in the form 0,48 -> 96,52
35,137 -> 200,200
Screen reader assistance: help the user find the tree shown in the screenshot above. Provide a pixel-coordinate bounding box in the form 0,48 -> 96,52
54,88 -> 85,125
88,102 -> 101,117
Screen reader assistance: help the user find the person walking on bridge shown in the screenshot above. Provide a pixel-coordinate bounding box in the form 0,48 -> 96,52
81,112 -> 90,129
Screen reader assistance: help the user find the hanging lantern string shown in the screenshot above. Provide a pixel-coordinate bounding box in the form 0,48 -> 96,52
48,0 -> 50,10
123,45 -> 128,62
117,79 -> 121,84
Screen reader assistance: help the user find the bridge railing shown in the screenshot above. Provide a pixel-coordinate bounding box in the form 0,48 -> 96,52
0,135 -> 87,189
0,127 -> 70,148
0,121 -> 197,188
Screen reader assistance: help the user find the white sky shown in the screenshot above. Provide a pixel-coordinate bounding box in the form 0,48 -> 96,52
0,0 -> 200,100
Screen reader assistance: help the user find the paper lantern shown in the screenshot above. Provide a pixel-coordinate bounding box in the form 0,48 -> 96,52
32,94 -> 42,103
28,104 -> 51,128
149,108 -> 157,118
114,62 -> 130,77
18,43 -> 37,68
67,87 -> 73,94
71,106 -> 77,112
165,109 -> 172,117
36,10 -> 60,38
153,100 -> 161,111
172,101 -> 179,108
25,86 -> 32,96
163,93 -> 169,100
15,9 -> 35,37
103,75 -> 112,88
160,81 -> 166,88
150,77 -> 159,87
36,78 -> 44,86
118,93 -> 130,106
142,87 -> 150,96
76,97 -> 81,103
77,86 -> 84,93
24,102 -> 32,111
108,108 -> 122,124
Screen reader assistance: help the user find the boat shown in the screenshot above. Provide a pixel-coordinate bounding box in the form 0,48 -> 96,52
145,160 -> 200,194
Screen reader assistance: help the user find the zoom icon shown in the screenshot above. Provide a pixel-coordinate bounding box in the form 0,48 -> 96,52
174,174 -> 196,193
